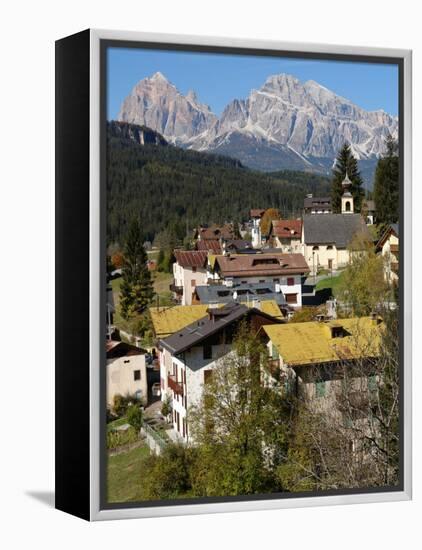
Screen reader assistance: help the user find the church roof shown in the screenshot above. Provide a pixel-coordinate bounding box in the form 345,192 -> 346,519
303,214 -> 370,248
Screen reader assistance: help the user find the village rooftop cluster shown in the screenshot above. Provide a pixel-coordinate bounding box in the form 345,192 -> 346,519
105,173 -> 399,448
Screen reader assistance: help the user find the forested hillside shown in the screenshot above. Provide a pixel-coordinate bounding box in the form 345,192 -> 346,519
106,121 -> 331,245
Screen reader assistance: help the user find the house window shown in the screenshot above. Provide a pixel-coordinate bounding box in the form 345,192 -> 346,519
327,245 -> 333,250
203,345 -> 212,360
259,279 -> 265,283
315,380 -> 326,398
285,293 -> 297,305
192,266 -> 197,273
287,277 -> 294,286
312,246 -> 319,251
273,278 -> 280,283
133,370 -> 141,381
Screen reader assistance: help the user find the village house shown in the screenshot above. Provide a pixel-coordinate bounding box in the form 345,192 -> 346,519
302,174 -> 370,274
194,283 -> 287,314
376,223 -> 399,284
268,219 -> 302,253
260,316 -> 383,419
362,199 -> 376,225
171,250 -> 208,305
209,252 -> 309,308
250,209 -> 266,248
158,302 -> 283,442
194,223 -> 235,243
106,340 -> 148,407
303,194 -> 332,214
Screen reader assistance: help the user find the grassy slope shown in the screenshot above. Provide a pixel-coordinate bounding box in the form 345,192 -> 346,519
107,444 -> 150,503
315,273 -> 344,297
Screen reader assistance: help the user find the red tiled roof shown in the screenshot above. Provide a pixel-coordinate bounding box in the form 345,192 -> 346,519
214,253 -> 309,278
106,340 -> 146,358
196,240 -> 222,253
197,224 -> 234,241
174,250 -> 208,268
271,219 -> 302,238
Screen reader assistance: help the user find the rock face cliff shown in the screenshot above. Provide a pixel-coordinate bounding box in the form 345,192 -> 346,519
118,72 -> 397,175
108,120 -> 168,146
118,72 -> 217,146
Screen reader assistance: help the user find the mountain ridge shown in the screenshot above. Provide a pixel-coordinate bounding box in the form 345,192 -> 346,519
117,72 -> 397,183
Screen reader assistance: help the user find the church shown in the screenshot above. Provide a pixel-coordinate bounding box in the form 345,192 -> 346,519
301,173 -> 370,274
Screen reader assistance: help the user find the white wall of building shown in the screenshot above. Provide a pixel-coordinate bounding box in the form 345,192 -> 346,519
222,274 -> 303,307
381,233 -> 399,283
173,262 -> 208,305
251,218 -> 262,248
272,236 -> 302,253
162,343 -> 235,442
106,354 -> 147,407
303,243 -> 349,273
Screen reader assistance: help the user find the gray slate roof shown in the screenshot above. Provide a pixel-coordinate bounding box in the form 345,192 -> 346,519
303,214 -> 370,248
303,196 -> 332,208
195,282 -> 286,307
159,302 -> 280,356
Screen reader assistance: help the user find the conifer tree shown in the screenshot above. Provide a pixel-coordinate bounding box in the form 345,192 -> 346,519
120,219 -> 154,320
373,134 -> 399,225
331,143 -> 364,213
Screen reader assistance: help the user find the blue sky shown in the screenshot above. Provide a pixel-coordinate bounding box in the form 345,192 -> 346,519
107,47 -> 399,119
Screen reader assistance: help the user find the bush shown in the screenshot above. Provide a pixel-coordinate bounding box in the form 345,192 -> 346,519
139,444 -> 197,500
161,396 -> 172,418
112,393 -> 141,417
127,405 -> 143,432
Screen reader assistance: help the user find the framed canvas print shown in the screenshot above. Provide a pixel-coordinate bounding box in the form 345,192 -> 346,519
55,29 -> 412,521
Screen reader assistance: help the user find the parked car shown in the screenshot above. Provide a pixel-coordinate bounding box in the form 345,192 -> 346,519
151,382 -> 161,397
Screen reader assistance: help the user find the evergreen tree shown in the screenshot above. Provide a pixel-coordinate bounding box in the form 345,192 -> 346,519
373,134 -> 399,225
331,143 -> 364,213
120,219 -> 154,320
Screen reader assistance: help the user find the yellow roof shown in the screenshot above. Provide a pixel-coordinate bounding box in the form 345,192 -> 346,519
262,317 -> 382,366
258,300 -> 283,319
149,305 -> 210,338
150,300 -> 283,338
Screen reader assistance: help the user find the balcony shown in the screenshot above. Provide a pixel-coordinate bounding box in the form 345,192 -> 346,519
168,374 -> 184,396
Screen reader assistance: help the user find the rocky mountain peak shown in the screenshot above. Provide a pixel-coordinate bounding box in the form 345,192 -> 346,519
117,71 -> 398,176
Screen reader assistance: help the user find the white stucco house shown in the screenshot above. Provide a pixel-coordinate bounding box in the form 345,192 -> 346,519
210,252 -> 309,308
268,219 -> 302,253
376,223 -> 399,284
171,250 -> 208,305
106,340 -> 148,407
158,302 -> 283,442
250,209 -> 265,248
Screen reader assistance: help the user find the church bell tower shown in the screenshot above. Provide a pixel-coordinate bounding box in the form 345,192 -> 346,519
341,172 -> 354,214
